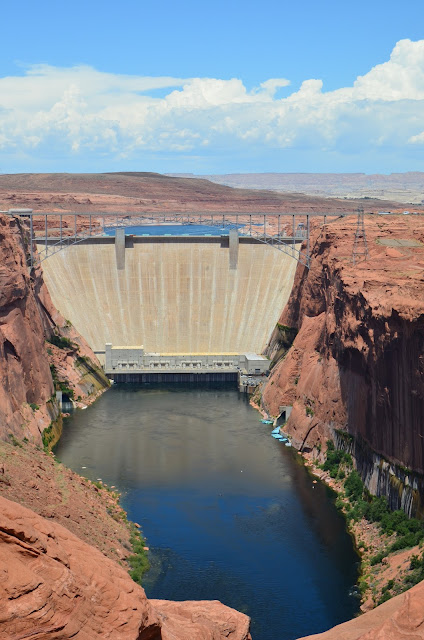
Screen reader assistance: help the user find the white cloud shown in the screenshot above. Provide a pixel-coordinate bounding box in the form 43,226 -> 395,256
0,39 -> 424,167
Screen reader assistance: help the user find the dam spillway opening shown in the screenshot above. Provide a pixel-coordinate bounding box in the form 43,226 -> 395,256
38,232 -> 300,383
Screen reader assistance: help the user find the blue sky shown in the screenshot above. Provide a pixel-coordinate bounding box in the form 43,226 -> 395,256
1,0 -> 424,174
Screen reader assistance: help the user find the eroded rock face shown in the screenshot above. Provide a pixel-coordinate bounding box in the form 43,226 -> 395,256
0,215 -> 55,443
297,579 -> 424,639
0,495 -> 161,639
262,215 -> 424,474
151,600 -> 252,640
0,495 -> 252,640
0,213 -> 108,445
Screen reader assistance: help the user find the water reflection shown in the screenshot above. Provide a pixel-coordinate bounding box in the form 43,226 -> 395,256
55,384 -> 359,640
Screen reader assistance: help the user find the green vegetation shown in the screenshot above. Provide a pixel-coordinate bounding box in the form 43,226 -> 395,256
29,403 -> 39,411
344,470 -> 363,501
323,444 -> 424,551
334,428 -> 354,444
320,440 -> 353,478
42,422 -> 56,451
58,384 -> 74,399
128,525 -> 150,584
404,553 -> 424,587
321,441 -> 424,604
47,333 -> 75,350
8,433 -> 23,448
49,364 -> 74,399
305,406 -> 314,417
374,552 -> 424,605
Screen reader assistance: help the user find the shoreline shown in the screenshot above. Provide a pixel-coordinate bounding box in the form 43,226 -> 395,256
248,396 -> 422,612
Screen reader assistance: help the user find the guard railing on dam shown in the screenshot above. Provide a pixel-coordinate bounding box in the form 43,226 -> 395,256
4,208 -> 349,269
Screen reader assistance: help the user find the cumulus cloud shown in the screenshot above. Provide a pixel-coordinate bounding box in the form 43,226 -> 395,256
1,38 -> 424,168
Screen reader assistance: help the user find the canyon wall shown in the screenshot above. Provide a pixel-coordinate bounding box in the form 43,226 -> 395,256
262,215 -> 424,513
0,214 -> 109,445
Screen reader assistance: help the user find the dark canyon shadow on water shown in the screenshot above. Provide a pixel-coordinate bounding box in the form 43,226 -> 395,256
54,384 -> 360,640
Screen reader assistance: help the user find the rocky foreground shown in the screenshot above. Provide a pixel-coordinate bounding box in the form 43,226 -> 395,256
0,495 -> 251,640
298,580 -> 424,639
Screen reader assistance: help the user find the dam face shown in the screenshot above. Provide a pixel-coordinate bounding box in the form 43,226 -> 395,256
39,236 -> 298,363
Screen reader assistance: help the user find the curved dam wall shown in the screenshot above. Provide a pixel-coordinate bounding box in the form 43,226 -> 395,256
38,236 -> 299,363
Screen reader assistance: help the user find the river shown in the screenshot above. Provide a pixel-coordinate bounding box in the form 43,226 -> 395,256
54,383 -> 359,640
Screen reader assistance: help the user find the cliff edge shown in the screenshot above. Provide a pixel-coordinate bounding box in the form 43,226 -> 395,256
0,213 -> 109,446
0,494 -> 251,640
262,214 -> 424,484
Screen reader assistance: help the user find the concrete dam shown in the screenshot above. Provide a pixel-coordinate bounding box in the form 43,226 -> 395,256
39,234 -> 299,375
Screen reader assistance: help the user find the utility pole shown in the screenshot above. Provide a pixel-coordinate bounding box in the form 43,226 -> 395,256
352,206 -> 369,265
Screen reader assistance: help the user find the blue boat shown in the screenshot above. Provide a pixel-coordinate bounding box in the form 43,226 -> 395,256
261,419 -> 273,424
271,433 -> 284,440
271,427 -> 281,435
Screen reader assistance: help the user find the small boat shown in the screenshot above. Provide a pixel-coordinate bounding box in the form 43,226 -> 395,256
261,419 -> 273,424
285,442 -> 292,447
271,433 -> 284,440
271,427 -> 281,435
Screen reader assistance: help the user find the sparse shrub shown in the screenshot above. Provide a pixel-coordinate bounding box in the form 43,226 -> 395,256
377,591 -> 392,605
8,433 -> 23,448
47,334 -> 75,350
42,422 -> 56,451
335,496 -> 345,510
128,527 -> 150,584
321,446 -> 352,478
370,550 -> 386,566
59,383 -> 74,399
345,471 -> 364,502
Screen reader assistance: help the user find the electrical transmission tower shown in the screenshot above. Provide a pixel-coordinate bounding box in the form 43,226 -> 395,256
352,207 -> 369,265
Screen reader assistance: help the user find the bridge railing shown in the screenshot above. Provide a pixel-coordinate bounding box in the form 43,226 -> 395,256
3,209 -> 345,269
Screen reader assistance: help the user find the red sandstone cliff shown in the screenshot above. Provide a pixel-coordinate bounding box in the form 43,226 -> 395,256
262,215 -> 424,477
0,213 -> 109,446
0,494 -> 251,640
298,578 -> 424,639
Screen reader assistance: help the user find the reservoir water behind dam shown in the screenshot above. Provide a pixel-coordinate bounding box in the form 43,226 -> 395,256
55,384 -> 359,640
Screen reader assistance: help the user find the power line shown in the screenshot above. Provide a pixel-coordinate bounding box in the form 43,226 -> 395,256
352,207 -> 369,265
